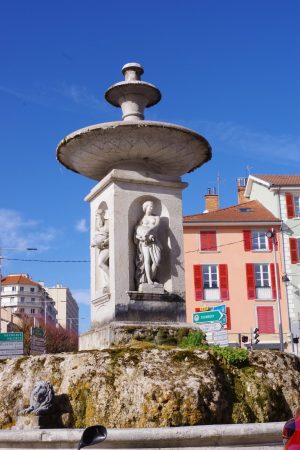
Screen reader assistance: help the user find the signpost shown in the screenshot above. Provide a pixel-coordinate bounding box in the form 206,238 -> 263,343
192,307 -> 226,326
213,329 -> 229,347
192,305 -> 229,347
0,332 -> 24,359
30,327 -> 46,355
197,322 -> 223,333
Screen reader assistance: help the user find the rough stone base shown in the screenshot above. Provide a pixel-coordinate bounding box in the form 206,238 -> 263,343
79,321 -> 200,350
13,414 -> 60,430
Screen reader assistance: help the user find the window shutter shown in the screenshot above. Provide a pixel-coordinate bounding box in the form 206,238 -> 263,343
286,193 -> 295,219
289,238 -> 299,264
270,263 -> 281,299
257,306 -> 275,333
208,231 -> 217,251
219,264 -> 229,300
243,230 -> 252,251
268,236 -> 273,251
226,306 -> 231,330
246,263 -> 256,299
200,231 -> 217,251
200,232 -> 207,251
193,265 -> 203,301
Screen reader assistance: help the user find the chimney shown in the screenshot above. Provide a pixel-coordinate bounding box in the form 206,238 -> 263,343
204,187 -> 219,212
237,178 -> 249,204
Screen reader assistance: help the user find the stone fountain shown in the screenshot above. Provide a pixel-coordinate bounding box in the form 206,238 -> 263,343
57,63 -> 211,349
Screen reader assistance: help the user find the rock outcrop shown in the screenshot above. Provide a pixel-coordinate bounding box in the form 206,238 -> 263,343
0,345 -> 300,429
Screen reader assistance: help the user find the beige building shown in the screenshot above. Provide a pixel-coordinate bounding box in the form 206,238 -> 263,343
45,284 -> 79,335
0,274 -> 57,327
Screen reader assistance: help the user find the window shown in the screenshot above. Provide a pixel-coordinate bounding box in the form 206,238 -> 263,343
289,238 -> 300,264
254,264 -> 270,287
203,265 -> 218,288
252,231 -> 267,250
12,286 -> 16,292
193,264 -> 229,301
239,207 -> 254,213
20,286 -> 24,292
286,193 -> 300,218
31,298 -> 35,302
200,231 -> 217,251
244,230 -> 270,251
20,308 -> 25,313
21,297 -> 25,303
257,306 -> 275,334
30,287 -> 35,292
31,309 -> 35,314
246,263 -> 280,300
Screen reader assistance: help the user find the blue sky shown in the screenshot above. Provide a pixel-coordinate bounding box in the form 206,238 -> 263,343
1,1 -> 299,333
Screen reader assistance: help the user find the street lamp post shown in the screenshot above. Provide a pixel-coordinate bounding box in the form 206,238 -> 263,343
266,230 -> 284,352
0,247 -> 37,333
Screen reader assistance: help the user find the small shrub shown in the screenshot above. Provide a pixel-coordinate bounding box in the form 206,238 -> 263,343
179,330 -> 207,348
212,346 -> 249,368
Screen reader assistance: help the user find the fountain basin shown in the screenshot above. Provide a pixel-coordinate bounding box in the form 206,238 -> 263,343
57,120 -> 212,181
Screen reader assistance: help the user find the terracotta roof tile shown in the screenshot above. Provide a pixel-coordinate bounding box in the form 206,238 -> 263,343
184,200 -> 280,223
1,274 -> 40,287
253,174 -> 300,186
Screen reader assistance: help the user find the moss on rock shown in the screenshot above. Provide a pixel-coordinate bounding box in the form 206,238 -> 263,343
0,346 -> 298,428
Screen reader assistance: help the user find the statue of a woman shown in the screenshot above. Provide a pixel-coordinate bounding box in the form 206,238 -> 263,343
134,200 -> 162,288
92,209 -> 109,293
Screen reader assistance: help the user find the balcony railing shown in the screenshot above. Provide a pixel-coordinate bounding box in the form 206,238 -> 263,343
204,288 -> 220,301
256,287 -> 272,300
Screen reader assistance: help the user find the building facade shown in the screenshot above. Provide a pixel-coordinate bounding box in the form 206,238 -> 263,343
183,189 -> 291,350
0,274 -> 57,326
45,284 -> 79,335
245,174 -> 300,340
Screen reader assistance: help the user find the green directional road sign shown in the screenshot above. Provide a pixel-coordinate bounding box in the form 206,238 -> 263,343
32,327 -> 45,338
193,310 -> 226,325
0,332 -> 23,341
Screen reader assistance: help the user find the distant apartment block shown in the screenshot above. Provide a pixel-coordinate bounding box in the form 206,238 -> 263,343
0,273 -> 57,326
45,284 -> 79,335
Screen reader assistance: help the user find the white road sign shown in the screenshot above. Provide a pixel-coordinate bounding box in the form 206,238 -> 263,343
198,322 -> 223,333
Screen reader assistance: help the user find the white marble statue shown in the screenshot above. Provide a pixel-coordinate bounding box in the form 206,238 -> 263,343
134,200 -> 162,288
92,208 -> 109,293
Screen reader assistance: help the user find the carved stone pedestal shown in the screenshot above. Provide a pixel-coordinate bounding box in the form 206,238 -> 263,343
86,168 -> 187,328
118,291 -> 185,322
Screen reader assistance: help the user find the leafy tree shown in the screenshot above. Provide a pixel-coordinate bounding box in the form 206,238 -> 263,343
13,314 -> 78,354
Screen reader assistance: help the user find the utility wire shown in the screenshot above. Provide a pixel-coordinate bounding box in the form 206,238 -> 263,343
3,258 -> 89,263
1,220 -> 299,261
184,220 -> 300,254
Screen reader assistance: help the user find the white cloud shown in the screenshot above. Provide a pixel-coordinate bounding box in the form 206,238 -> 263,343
185,119 -> 300,165
53,83 -> 102,110
75,218 -> 88,233
72,289 -> 90,305
0,209 -> 56,253
0,82 -> 104,112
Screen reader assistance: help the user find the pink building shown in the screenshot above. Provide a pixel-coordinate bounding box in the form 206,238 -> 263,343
183,189 -> 291,349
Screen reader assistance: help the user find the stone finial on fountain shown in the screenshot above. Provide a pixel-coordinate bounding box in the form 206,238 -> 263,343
105,62 -> 161,121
